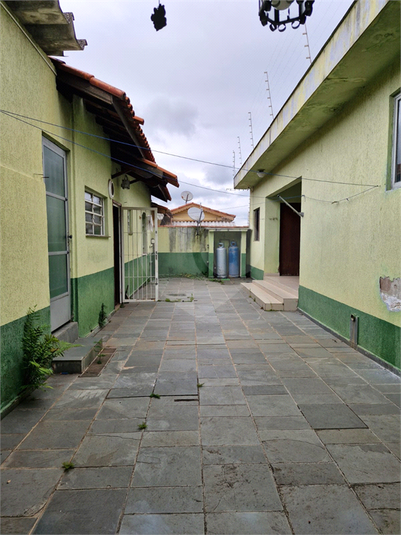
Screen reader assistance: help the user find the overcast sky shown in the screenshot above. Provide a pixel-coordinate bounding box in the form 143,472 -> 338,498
59,0 -> 354,225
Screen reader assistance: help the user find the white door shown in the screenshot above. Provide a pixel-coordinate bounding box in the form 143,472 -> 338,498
43,138 -> 71,331
122,207 -> 158,301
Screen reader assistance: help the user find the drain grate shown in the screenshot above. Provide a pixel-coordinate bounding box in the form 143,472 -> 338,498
80,347 -> 116,377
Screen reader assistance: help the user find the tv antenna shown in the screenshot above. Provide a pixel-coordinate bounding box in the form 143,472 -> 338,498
181,191 -> 193,204
188,205 -> 205,235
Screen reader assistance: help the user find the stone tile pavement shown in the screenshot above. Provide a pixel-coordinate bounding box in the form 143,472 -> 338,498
1,278 -> 400,534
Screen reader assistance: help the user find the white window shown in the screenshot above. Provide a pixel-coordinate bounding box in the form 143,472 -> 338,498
85,191 -> 105,235
392,93 -> 401,189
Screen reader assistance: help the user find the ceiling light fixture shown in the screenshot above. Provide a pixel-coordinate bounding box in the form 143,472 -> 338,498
259,0 -> 314,31
121,175 -> 131,190
257,170 -> 265,178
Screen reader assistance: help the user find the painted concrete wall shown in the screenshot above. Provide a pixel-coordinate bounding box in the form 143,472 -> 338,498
0,5 -> 153,411
158,227 -> 209,276
248,58 -> 400,367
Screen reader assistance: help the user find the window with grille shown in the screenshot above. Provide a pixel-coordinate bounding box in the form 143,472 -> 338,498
85,191 -> 105,236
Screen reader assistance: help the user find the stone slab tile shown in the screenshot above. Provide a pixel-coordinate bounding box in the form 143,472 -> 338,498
203,463 -> 282,512
199,386 -> 246,406
113,372 -> 157,389
1,435 -> 25,451
262,430 -> 330,464
154,372 -> 198,396
206,512 -> 292,534
58,466 -> 132,489
200,405 -> 250,417
202,445 -> 267,465
2,449 -> 75,469
18,420 -> 90,450
132,446 -> 201,487
273,462 -> 345,486
281,485 -> 378,534
200,377 -> 240,387
159,359 -> 197,373
95,397 -> 149,420
1,468 -> 62,516
33,489 -> 126,534
281,377 -> 335,394
125,486 -> 203,513
317,429 -> 381,444
326,444 -> 401,484
353,482 -> 401,510
1,410 -> 45,434
73,434 -> 139,466
119,513 -> 204,534
254,416 -> 310,432
331,385 -> 392,405
369,509 -> 400,534
247,395 -> 301,417
141,431 -> 200,447
359,414 -> 401,443
106,387 -> 153,398
41,408 -> 98,421
0,517 -> 36,534
88,418 -> 143,435
50,389 -> 108,410
349,403 -> 400,416
198,366 -> 237,379
146,401 -> 199,431
298,403 -> 367,429
201,417 -> 260,446
242,385 -> 287,396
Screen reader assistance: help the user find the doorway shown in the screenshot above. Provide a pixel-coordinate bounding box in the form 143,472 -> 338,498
43,138 -> 71,332
279,203 -> 301,276
113,204 -> 122,306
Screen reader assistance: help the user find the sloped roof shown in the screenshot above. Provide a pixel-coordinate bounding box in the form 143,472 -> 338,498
171,203 -> 236,221
52,59 -> 178,202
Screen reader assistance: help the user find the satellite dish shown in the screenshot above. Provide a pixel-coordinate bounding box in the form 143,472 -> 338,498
188,206 -> 205,222
181,191 -> 193,204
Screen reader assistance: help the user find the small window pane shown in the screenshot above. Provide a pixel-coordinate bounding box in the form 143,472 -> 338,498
49,254 -> 68,298
85,191 -> 105,236
43,146 -> 65,197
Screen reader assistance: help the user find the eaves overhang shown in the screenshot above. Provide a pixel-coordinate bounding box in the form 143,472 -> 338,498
51,59 -> 179,202
4,0 -> 87,55
234,0 -> 400,190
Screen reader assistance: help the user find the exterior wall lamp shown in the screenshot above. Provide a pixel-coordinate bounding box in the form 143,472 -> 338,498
259,0 -> 314,31
121,175 -> 131,189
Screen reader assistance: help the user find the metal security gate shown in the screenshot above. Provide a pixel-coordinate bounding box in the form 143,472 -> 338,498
122,207 -> 158,301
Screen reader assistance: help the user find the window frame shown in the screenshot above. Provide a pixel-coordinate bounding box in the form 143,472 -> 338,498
85,190 -> 105,236
391,92 -> 401,189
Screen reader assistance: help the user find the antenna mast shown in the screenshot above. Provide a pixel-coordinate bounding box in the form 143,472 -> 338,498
233,150 -> 236,177
237,136 -> 242,167
248,112 -> 254,149
303,23 -> 312,64
264,71 -> 274,119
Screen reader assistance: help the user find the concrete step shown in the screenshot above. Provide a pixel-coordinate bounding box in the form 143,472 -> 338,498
263,277 -> 299,298
242,282 -> 284,311
52,334 -> 109,374
53,322 -> 78,344
253,280 -> 298,311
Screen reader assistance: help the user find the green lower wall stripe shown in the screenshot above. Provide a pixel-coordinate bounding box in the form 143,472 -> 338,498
1,307 -> 50,413
71,267 -> 114,338
159,252 -> 208,277
250,265 -> 264,280
299,286 -> 400,369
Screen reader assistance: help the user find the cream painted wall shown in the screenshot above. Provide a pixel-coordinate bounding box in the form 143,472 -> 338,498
158,226 -> 208,253
251,58 -> 400,328
0,5 -> 72,326
0,4 -> 152,326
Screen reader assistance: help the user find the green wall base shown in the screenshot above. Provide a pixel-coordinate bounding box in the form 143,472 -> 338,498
250,265 -> 264,280
159,252 -> 208,277
1,306 -> 50,414
299,286 -> 400,370
71,268 -> 114,338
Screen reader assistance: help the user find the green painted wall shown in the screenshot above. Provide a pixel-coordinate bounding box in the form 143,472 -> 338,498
0,307 -> 50,414
71,268 -> 114,337
159,252 -> 208,277
250,265 -> 264,280
299,286 -> 400,370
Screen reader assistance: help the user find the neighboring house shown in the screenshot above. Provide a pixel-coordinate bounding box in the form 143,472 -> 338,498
234,0 -> 400,369
158,203 -> 249,278
0,1 -> 177,412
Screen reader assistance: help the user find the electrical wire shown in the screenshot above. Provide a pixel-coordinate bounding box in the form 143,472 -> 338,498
0,109 -> 380,189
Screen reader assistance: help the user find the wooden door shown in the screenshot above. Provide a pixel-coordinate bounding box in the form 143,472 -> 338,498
279,203 -> 300,276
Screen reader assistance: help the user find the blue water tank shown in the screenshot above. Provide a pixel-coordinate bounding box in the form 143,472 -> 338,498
216,243 -> 227,278
228,241 -> 240,278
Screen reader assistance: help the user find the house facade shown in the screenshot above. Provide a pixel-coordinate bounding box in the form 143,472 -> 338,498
158,204 -> 249,278
234,0 -> 400,369
0,1 -> 177,412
